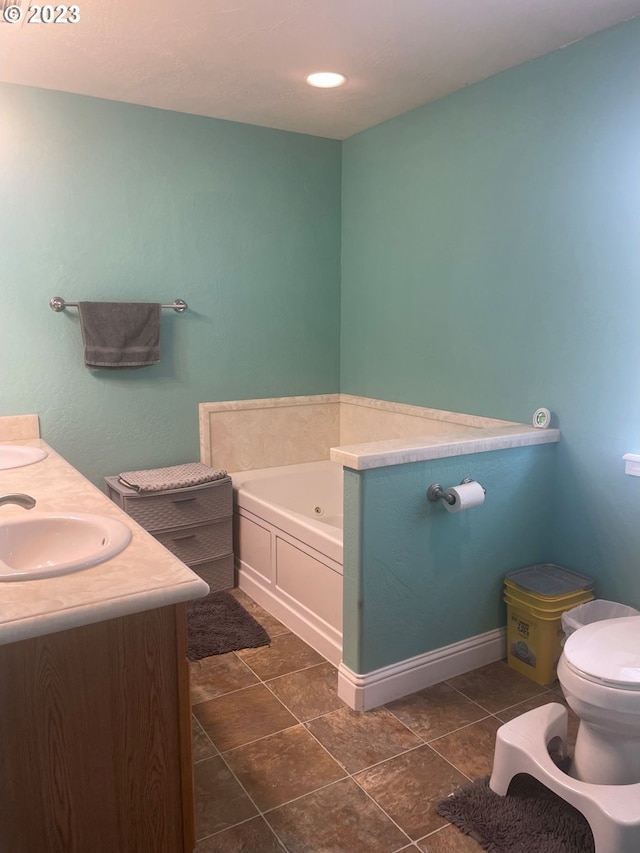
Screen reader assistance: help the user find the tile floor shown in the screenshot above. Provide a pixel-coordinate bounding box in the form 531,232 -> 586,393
190,589 -> 578,853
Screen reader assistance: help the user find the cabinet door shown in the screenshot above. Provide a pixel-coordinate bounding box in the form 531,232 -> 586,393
0,606 -> 194,853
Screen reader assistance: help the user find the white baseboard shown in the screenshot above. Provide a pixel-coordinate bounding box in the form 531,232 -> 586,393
338,627 -> 507,711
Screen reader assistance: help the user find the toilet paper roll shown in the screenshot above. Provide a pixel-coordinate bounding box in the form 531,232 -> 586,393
443,481 -> 485,513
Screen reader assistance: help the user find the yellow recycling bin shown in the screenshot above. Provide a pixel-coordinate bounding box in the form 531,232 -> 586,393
504,564 -> 594,685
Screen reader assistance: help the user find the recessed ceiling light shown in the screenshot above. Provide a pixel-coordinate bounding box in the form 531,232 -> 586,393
305,72 -> 347,89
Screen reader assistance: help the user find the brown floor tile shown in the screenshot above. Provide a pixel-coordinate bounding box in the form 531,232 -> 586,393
230,588 -> 289,637
194,683 -> 297,751
189,625 -> 578,852
306,706 -> 422,773
195,816 -> 287,852
355,745 -> 469,840
446,661 -> 546,713
495,691 -> 559,723
190,652 -> 259,704
192,715 -> 217,762
430,717 -> 502,780
267,661 -> 345,721
236,632 -> 325,680
193,756 -> 257,841
225,724 -> 346,811
266,777 -> 409,853
386,682 -> 489,741
417,824 -> 485,852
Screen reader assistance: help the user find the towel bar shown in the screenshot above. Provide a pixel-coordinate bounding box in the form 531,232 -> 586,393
49,297 -> 188,313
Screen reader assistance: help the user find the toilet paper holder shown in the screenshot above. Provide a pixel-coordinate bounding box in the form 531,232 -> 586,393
427,478 -> 485,505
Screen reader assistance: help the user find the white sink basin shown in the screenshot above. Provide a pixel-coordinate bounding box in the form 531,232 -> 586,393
0,445 -> 48,470
0,512 -> 132,581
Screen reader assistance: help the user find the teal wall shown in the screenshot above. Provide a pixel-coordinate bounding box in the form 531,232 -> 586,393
341,20 -> 640,622
343,445 -> 557,672
2,21 -> 638,670
0,85 -> 341,484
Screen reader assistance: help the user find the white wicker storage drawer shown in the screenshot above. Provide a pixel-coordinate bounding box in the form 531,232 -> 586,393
155,519 -> 233,565
189,555 -> 235,592
104,476 -> 232,533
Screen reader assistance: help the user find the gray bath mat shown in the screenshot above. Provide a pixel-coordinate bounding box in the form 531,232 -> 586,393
187,591 -> 270,661
437,774 -> 594,853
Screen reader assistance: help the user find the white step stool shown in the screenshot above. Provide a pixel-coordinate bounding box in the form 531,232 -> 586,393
489,703 -> 640,853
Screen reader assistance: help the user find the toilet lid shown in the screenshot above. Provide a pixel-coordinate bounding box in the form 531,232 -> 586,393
564,616 -> 640,688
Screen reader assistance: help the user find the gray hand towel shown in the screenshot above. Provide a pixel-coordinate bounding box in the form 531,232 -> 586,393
78,302 -> 161,368
118,463 -> 228,493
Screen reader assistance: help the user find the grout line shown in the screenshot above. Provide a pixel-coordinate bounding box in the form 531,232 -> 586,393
446,692 -> 546,717
229,648 -> 269,672
240,657 -> 330,681
495,692 -> 562,719
418,823 -> 451,841
380,706 -> 431,744
247,676 -> 433,847
440,679 -> 509,716
348,776 -> 418,848
217,719 -> 301,756
264,659 -> 335,687
383,700 -> 499,746
260,777 -> 349,816
432,716 -> 510,784
197,813 -> 291,852
193,599 -> 318,851
261,677 -> 307,724
259,775 -> 413,851
191,714 -> 219,763
218,652 -> 417,845
195,813 -> 257,846
443,679 -> 485,702
207,598 -> 298,850
263,672 -> 431,778
188,652 -> 262,704
191,679 -> 264,710
414,737 -> 480,785
361,807 -> 414,848
428,713 -> 494,743
190,682 -> 256,706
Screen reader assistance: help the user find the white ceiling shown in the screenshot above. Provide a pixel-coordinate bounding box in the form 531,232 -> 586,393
1,0 -> 639,139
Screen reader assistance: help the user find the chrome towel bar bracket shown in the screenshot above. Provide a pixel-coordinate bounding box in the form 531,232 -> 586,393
49,297 -> 188,314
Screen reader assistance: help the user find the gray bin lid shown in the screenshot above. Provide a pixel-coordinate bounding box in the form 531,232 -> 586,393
506,564 -> 595,598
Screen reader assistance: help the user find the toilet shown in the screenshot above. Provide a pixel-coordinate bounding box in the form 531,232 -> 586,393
490,615 -> 640,853
558,615 -> 640,785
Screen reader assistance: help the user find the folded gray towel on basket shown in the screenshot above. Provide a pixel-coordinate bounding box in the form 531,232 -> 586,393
78,302 -> 161,368
119,463 -> 228,493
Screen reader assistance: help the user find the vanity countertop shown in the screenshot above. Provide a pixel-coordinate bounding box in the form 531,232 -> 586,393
0,438 -> 209,645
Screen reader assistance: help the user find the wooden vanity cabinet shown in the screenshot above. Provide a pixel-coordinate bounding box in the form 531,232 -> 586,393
0,604 -> 195,853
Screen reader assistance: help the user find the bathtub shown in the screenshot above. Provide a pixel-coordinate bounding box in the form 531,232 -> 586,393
231,460 -> 343,665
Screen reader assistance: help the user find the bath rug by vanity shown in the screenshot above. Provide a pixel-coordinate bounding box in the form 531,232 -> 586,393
187,591 -> 270,660
437,774 -> 594,853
